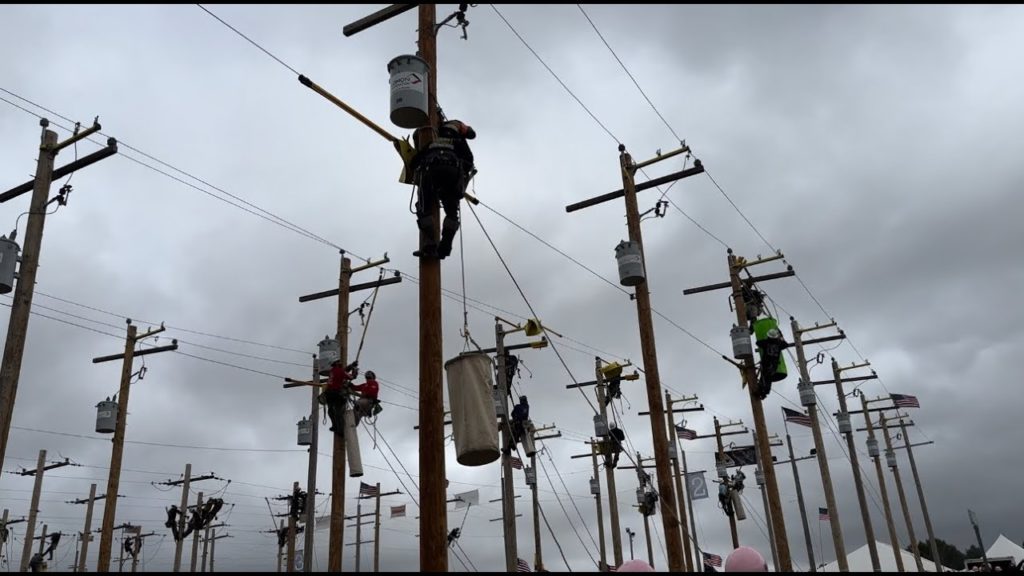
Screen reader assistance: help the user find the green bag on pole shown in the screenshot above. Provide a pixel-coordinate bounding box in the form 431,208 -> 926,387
753,317 -> 788,382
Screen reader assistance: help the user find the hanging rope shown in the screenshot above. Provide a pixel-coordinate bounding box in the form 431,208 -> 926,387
458,186 -> 483,352
353,268 -> 384,364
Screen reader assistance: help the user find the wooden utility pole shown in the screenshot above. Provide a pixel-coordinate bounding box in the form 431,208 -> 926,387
831,359 -> 881,572
880,413 -> 924,572
373,483 -> 382,573
286,483 -> 297,574
294,254 -> 397,572
190,492 -> 204,573
858,395 -> 904,571
642,507 -> 654,568
790,318 -> 847,571
714,417 -> 740,549
130,527 -> 149,573
95,320 -> 177,571
75,484 -> 98,573
899,418 -> 941,572
566,144 -> 704,573
417,6 -> 445,571
162,466 -> 225,572
754,433 -> 785,569
19,450 -> 56,572
345,505 -> 375,572
781,429 -> 816,571
664,392 -> 695,571
277,520 -> 285,573
594,360 -> 625,566
495,318 -> 519,572
678,446 -> 701,570
304,357 -> 318,574
0,119 -> 115,470
528,425 -> 559,572
684,250 -> 796,570
201,523 -> 212,572
210,531 -> 231,572
589,441 -> 608,571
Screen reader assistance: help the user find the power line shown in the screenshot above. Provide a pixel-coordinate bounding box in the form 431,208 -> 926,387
489,4 -> 620,144
576,4 -> 681,143
195,4 -> 301,76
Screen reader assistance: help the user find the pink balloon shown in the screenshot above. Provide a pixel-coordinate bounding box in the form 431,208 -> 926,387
725,546 -> 769,572
616,559 -> 656,572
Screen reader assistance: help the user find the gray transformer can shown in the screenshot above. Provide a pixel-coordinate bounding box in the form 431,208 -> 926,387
0,235 -> 19,295
297,416 -> 312,446
317,336 -> 340,375
387,55 -> 430,129
614,240 -> 645,287
96,398 -> 118,434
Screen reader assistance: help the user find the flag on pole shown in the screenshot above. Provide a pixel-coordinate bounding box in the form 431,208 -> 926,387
390,505 -> 406,519
703,552 -> 723,567
516,558 -> 532,572
359,482 -> 379,497
819,507 -> 830,521
675,423 -> 697,440
782,406 -> 813,428
511,456 -> 524,470
454,489 -> 479,509
890,393 -> 920,409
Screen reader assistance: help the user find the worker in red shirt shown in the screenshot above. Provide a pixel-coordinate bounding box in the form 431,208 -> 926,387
324,359 -> 358,434
350,370 -> 380,425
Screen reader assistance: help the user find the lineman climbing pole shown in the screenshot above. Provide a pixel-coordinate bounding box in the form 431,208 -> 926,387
789,318 -> 848,571
714,417 -> 741,549
158,466 -> 218,572
828,359 -> 882,572
18,451 -> 74,572
566,143 -> 704,573
295,253 -> 398,571
94,320 -> 177,572
684,250 -> 796,571
622,453 -> 658,568
0,119 -> 117,471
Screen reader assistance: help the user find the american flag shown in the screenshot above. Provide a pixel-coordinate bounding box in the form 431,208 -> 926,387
675,424 -> 697,440
703,552 -> 722,568
359,482 -> 379,497
390,505 -> 406,519
516,557 -> 532,572
890,393 -> 920,409
511,456 -> 524,470
782,406 -> 813,428
819,507 -> 830,521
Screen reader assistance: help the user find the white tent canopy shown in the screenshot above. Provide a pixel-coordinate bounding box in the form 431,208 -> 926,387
820,540 -> 954,572
985,534 -> 1024,564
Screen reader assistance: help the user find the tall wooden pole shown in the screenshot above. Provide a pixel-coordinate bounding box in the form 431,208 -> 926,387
727,252 -> 792,570
531,453 -> 543,571
19,449 -> 46,572
495,321 -> 518,572
0,126 -> 58,470
595,360 -> 623,566
304,357 -> 318,574
417,4 -> 447,572
78,483 -> 97,573
881,414 -> 923,571
277,519 -> 285,573
679,446 -> 701,570
619,146 -> 684,572
201,524 -> 211,572
785,431 -> 816,572
590,442 -> 608,571
287,483 -> 297,573
861,396 -> 904,572
642,511 -> 654,568
173,464 -> 192,572
354,500 -> 362,573
665,392 -> 693,571
210,530 -> 217,573
714,418 -> 740,549
130,526 -> 141,573
190,492 -> 204,573
97,323 -> 138,572
373,483 -> 382,573
329,256 -> 351,571
832,359 -> 880,572
791,319 -> 847,570
900,418 -> 941,572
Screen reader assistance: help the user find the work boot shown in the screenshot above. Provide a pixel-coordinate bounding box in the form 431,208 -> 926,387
413,243 -> 439,259
437,215 -> 459,259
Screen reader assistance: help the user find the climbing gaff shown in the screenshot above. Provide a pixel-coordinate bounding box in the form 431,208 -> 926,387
444,352 -> 500,467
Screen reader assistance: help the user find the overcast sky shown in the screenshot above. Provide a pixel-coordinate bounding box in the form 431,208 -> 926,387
1,3 -> 1022,573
